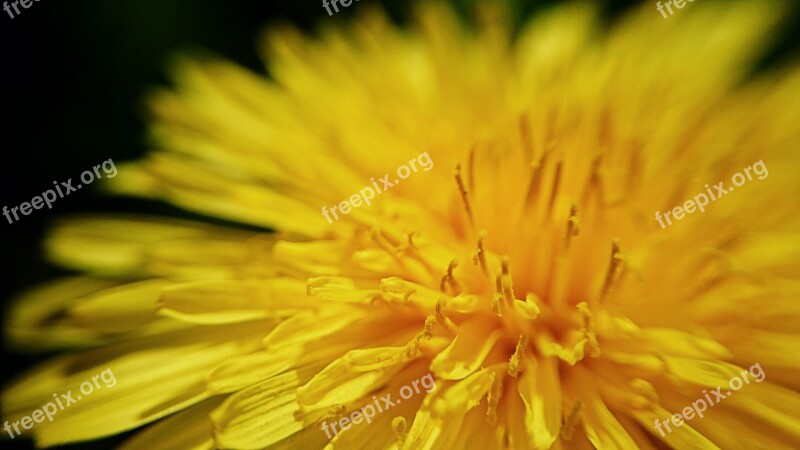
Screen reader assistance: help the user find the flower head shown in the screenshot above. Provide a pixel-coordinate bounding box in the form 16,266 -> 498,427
3,1 -> 800,449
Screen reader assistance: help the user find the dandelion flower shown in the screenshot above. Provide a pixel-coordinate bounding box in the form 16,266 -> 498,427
4,1 -> 800,449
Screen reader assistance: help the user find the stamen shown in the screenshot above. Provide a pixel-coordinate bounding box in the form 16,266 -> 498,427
492,274 -> 504,316
434,297 -> 445,317
566,203 -> 580,249
439,259 -> 462,294
507,334 -> 529,377
581,156 -> 603,208
486,371 -> 503,425
577,302 -> 601,358
492,294 -> 503,317
599,239 -> 625,303
561,399 -> 583,441
393,232 -> 439,276
472,230 -> 489,276
422,315 -> 437,338
525,154 -> 547,206
397,231 -> 420,255
467,145 -> 476,192
455,164 -> 475,227
502,279 -> 515,304
371,228 -> 400,257
405,332 -> 427,358
501,256 -> 515,303
548,159 -> 564,216
422,299 -> 458,338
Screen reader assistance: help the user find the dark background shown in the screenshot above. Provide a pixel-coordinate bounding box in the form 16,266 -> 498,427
0,1 -> 795,448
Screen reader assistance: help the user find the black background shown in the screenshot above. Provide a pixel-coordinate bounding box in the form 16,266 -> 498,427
0,1 -> 795,448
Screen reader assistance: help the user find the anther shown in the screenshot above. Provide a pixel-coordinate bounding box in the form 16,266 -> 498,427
566,203 -> 580,249
548,159 -> 564,215
455,164 -> 474,227
472,230 -> 489,275
486,371 -> 503,425
439,259 -> 461,294
501,257 -> 515,303
599,239 -> 625,302
525,155 -> 546,206
371,228 -> 400,256
501,256 -> 510,275
423,315 -> 436,338
507,334 -> 529,377
492,293 -> 503,317
467,146 -> 476,192
397,231 -> 420,255
405,335 -> 423,358
492,274 -> 504,316
581,156 -> 604,207
577,302 -> 600,358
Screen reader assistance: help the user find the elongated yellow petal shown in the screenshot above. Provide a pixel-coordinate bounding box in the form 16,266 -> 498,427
159,278 -> 314,324
297,347 -> 410,410
120,398 -> 223,450
211,367 -> 325,449
3,322 -> 269,446
517,357 -> 561,449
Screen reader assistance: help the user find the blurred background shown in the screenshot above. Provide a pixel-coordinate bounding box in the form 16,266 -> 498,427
0,0 -> 795,448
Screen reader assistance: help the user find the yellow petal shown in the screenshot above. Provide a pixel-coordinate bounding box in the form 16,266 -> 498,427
120,397 -> 223,450
430,364 -> 504,417
5,277 -> 117,349
2,322 -> 267,446
297,347 -> 410,410
45,215 -> 258,277
159,278 -> 314,324
210,367 -> 324,449
517,357 -> 562,449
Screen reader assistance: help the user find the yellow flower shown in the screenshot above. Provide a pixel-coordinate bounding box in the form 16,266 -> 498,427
4,1 -> 800,449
